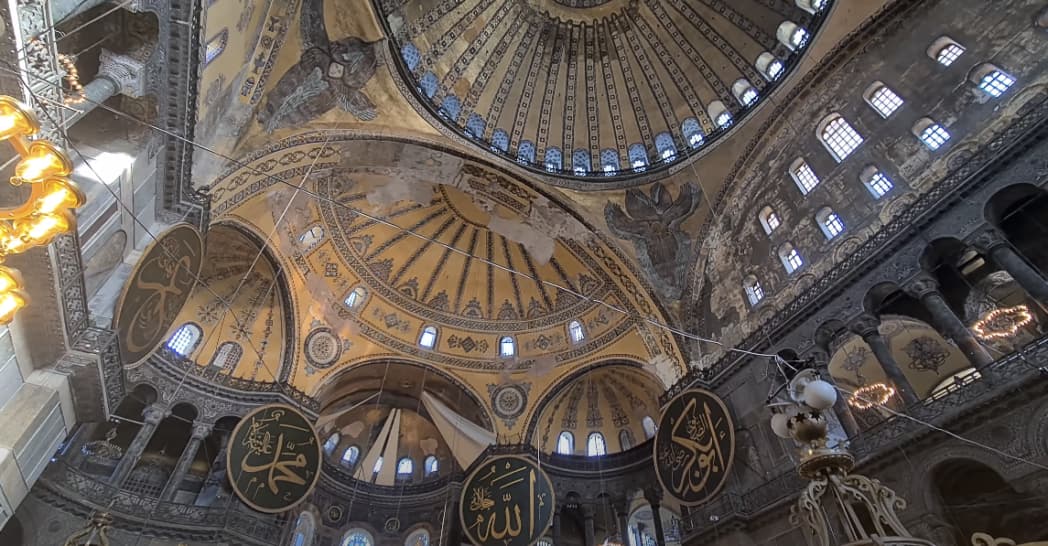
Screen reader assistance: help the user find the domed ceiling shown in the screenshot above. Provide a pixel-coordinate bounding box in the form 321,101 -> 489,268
377,0 -> 828,182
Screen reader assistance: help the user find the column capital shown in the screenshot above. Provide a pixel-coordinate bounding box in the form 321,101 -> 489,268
848,314 -> 881,338
98,47 -> 152,98
966,227 -> 1009,254
142,403 -> 169,425
191,422 -> 214,440
643,486 -> 663,505
903,273 -> 940,300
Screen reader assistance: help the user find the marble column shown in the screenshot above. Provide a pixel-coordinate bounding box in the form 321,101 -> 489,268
583,504 -> 595,546
109,403 -> 168,486
194,429 -> 231,506
810,346 -> 861,438
849,315 -> 919,406
644,490 -> 666,546
614,500 -> 631,546
969,227 -> 1048,305
160,421 -> 212,502
552,510 -> 562,546
905,274 -> 995,370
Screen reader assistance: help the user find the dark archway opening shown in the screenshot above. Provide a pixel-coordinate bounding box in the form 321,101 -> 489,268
934,459 -> 1048,543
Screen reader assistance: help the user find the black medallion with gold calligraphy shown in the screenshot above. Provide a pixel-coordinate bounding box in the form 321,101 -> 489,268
113,223 -> 203,364
227,404 -> 321,513
653,388 -> 735,505
460,456 -> 555,546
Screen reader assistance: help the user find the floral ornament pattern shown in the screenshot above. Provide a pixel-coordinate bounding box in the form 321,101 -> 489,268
904,336 -> 948,373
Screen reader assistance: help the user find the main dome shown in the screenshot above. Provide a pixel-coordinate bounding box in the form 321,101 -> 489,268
377,0 -> 831,183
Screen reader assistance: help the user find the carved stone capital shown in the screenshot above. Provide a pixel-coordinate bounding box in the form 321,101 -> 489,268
142,403 -> 169,425
848,314 -> 882,338
191,422 -> 214,440
643,486 -> 663,505
965,227 -> 1008,254
98,47 -> 153,98
903,273 -> 940,300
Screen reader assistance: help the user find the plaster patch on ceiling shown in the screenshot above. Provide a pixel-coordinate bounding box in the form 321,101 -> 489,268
648,353 -> 681,388
486,214 -> 556,266
364,174 -> 435,210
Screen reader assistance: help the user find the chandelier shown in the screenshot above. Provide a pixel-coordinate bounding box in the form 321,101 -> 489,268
0,96 -> 85,324
847,382 -> 896,410
972,304 -> 1033,340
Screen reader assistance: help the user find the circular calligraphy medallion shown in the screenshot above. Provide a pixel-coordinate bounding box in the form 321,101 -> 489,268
460,456 -> 555,546
653,388 -> 736,506
113,223 -> 204,365
492,385 -> 527,421
227,404 -> 322,513
305,328 -> 342,368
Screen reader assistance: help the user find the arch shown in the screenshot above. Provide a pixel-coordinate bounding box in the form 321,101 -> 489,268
984,183 -> 1048,275
913,118 -> 950,150
619,428 -> 634,450
568,320 -> 585,344
400,43 -> 421,72
789,158 -> 820,195
557,431 -> 574,454
815,207 -> 845,240
654,132 -> 677,160
290,511 -> 317,546
818,114 -> 863,162
642,416 -> 657,439
298,224 -> 324,247
439,95 -> 461,122
419,72 -> 438,98
344,286 -> 367,309
600,148 -> 620,173
204,29 -> 228,66
930,458 -> 1047,543
423,455 -> 438,476
795,0 -> 828,15
587,432 -> 607,456
743,274 -> 764,306
418,325 -> 438,349
209,341 -> 242,370
860,165 -> 895,199
970,63 -> 1016,98
681,118 -> 704,148
927,36 -> 965,66
732,78 -> 758,106
628,143 -> 649,170
465,113 -> 486,139
341,445 -> 360,467
777,21 -> 809,51
758,205 -> 781,235
323,432 -> 340,455
863,81 -> 904,118
491,129 -> 510,152
544,147 -> 563,172
778,242 -> 804,274
755,52 -> 784,81
572,149 -> 592,175
517,140 -> 536,164
499,336 -> 516,357
405,529 -> 430,546
341,529 -> 375,546
167,323 -> 202,357
708,101 -> 732,129
396,457 -> 414,478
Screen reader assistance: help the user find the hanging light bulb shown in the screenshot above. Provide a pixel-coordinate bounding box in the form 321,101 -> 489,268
34,178 -> 86,214
0,289 -> 28,324
13,141 -> 73,184
15,210 -> 74,246
0,96 -> 39,141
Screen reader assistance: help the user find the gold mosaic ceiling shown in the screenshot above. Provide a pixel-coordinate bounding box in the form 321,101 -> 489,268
377,0 -> 825,181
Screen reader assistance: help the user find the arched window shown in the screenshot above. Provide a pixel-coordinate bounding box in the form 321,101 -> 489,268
929,37 -> 965,67
517,140 -> 536,164
344,286 -> 367,309
290,512 -> 316,546
619,429 -> 634,451
424,455 -> 439,476
818,114 -> 863,162
491,129 -> 510,153
600,149 -> 620,174
790,159 -> 820,195
499,336 -> 516,357
744,275 -> 764,306
323,433 -> 340,456
778,243 -> 804,274
568,320 -> 585,344
439,95 -> 461,121
209,341 -> 242,370
972,64 -> 1016,98
401,43 -> 421,72
419,72 -> 438,98
342,530 -> 374,546
755,52 -> 784,81
815,207 -> 845,239
777,22 -> 809,51
860,166 -> 894,199
397,457 -> 414,478
654,132 -> 677,160
465,113 -> 486,139
863,82 -> 904,118
556,431 -> 574,454
419,326 -> 438,349
167,323 -> 202,357
298,225 -> 324,247
708,101 -> 732,129
405,529 -> 430,546
732,79 -> 759,107
544,147 -> 563,172
341,445 -> 360,467
628,143 -> 648,170
758,206 -> 781,235
572,149 -> 592,175
681,118 -> 704,148
204,29 -> 228,66
372,456 -> 383,474
913,118 -> 950,150
796,0 -> 828,14
587,433 -> 607,456
641,416 -> 657,439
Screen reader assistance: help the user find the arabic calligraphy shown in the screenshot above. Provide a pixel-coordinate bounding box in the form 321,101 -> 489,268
653,389 -> 735,505
460,456 -> 554,546
227,404 -> 321,513
114,224 -> 203,364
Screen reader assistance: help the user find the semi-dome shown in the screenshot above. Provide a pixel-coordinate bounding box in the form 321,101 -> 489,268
378,0 -> 832,184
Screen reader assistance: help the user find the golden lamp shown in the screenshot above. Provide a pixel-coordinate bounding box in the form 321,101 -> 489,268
0,96 -> 85,325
